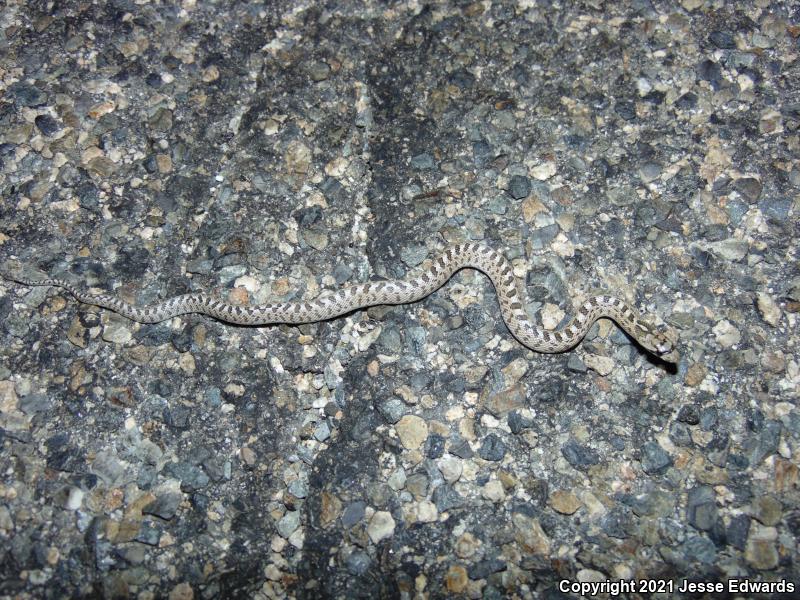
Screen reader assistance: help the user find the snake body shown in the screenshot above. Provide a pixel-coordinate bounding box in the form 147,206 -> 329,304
1,242 -> 679,362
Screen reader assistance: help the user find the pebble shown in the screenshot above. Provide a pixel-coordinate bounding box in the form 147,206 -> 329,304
507,411 -> 533,434
377,398 -> 406,424
583,354 -> 614,376
478,433 -> 506,461
448,534 -> 477,562
734,177 -> 763,202
749,495 -> 782,526
341,501 -> 366,528
686,486 -> 717,531
549,490 -> 581,514
313,421 -> 331,442
756,292 -> 781,326
410,153 -> 435,170
395,415 -> 429,450
745,526 -> 779,570
414,500 -> 438,523
640,441 -> 672,474
483,384 -> 525,416
400,244 -> 428,267
712,320 -> 741,347
432,484 -> 466,511
345,551 -> 371,575
531,161 -> 557,180
436,455 -> 463,483
468,558 -> 506,580
512,512 -> 551,554
277,511 -> 300,538
760,197 -> 792,221
507,175 -> 531,199
445,565 -> 469,593
367,511 -> 395,544
102,322 -> 133,344
682,536 -> 716,564
561,440 -> 600,471
387,468 -> 406,491
540,303 -> 565,330
481,480 -> 505,502
707,239 -> 748,262
34,114 -> 62,136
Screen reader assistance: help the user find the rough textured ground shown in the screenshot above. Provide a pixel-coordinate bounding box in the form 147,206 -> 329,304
0,1 -> 798,598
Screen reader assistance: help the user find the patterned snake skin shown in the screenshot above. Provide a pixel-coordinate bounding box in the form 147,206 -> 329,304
1,242 -> 679,362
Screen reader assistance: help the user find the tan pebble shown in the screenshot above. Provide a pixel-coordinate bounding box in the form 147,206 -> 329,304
483,384 -> 525,416
319,491 -> 342,526
550,489 -> 581,514
454,532 -> 481,558
367,511 -> 395,543
156,154 -> 173,173
584,354 -> 614,376
88,101 -> 116,119
272,278 -> 290,296
240,447 -> 256,466
445,565 -> 468,593
201,65 -> 220,82
168,582 -> 194,600
684,363 -> 707,387
760,351 -> 785,374
228,287 -> 249,306
395,415 -> 428,450
756,292 -> 781,326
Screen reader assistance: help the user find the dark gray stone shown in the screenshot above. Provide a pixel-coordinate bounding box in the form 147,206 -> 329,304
669,422 -> 693,447
615,100 -> 636,120
341,501 -> 366,528
677,404 -> 700,425
726,514 -> 750,550
34,114 -> 62,136
507,175 -> 531,199
507,411 -> 532,435
142,492 -> 182,520
561,440 -> 600,471
709,30 -> 736,49
478,433 -> 506,461
425,434 -> 445,459
8,82 -> 45,106
760,197 -> 792,221
468,558 -> 507,580
163,406 -> 191,429
432,484 -> 466,511
19,393 -> 53,414
345,550 -> 371,575
747,420 -> 781,466
135,521 -> 162,546
734,177 -> 763,202
601,507 -> 634,539
566,354 -> 587,373
641,441 -> 672,474
687,486 -> 717,531
681,536 -> 717,564
448,436 -> 474,459
410,153 -> 435,169
377,398 -> 405,424
164,462 -> 209,492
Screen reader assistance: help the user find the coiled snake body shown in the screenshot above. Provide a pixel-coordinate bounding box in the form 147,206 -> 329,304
1,242 -> 679,362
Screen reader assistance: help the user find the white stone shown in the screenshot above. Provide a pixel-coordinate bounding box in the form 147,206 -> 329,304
367,511 -> 395,544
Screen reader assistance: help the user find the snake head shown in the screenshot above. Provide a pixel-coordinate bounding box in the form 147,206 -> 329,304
636,318 -> 680,363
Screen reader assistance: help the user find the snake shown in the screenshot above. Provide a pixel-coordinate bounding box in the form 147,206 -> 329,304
0,242 -> 679,362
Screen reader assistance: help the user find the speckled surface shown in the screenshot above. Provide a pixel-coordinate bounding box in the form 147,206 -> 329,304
1,1 -> 798,598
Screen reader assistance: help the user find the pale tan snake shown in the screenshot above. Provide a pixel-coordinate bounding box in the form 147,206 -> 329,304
1,242 -> 679,362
